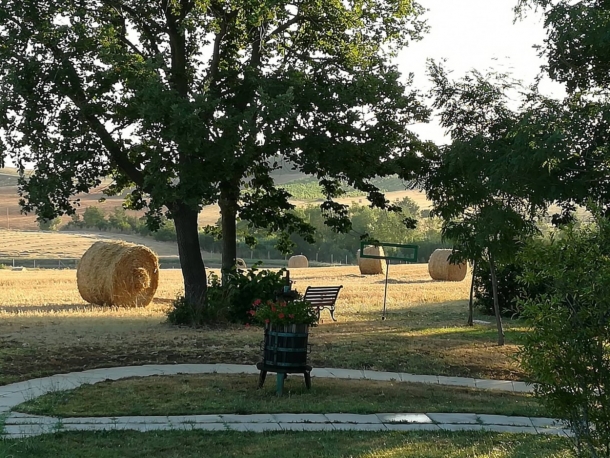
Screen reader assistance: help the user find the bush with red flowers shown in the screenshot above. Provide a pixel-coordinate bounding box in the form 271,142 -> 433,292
248,298 -> 319,327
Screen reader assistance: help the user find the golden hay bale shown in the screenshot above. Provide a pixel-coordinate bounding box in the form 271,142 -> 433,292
358,246 -> 387,275
428,249 -> 468,282
235,258 -> 247,270
77,241 -> 159,307
288,255 -> 309,268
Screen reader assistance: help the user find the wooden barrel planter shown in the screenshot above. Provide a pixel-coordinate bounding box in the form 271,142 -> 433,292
257,323 -> 312,395
263,323 -> 310,368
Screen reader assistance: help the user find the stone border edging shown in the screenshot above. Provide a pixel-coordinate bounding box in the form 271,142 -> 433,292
0,364 -> 562,440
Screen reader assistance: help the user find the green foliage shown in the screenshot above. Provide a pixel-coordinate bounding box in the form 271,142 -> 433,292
517,0 -> 610,93
249,298 -> 319,327
473,258 -> 547,318
0,0 -> 432,306
153,220 -> 177,242
519,217 -> 610,458
280,176 -> 412,201
166,296 -> 203,327
169,266 -> 289,326
37,216 -> 61,231
82,207 -> 108,231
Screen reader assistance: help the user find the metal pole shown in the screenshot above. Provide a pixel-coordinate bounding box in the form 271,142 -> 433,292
382,259 -> 390,321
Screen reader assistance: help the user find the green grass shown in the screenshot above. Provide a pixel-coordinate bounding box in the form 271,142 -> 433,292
14,374 -> 545,418
0,431 -> 574,458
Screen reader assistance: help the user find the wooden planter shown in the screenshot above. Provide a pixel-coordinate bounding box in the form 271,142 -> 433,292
257,323 -> 312,395
263,323 -> 309,369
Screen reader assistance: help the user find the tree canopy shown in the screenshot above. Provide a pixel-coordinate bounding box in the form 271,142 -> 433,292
0,0 -> 432,307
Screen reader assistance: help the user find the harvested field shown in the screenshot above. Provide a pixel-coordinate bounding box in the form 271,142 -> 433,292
0,265 -> 524,386
0,229 -> 182,258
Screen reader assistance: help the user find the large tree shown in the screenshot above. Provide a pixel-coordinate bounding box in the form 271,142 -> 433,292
0,0 -> 430,307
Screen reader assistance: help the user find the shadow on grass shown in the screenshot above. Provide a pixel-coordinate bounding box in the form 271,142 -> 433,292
0,299 -> 528,384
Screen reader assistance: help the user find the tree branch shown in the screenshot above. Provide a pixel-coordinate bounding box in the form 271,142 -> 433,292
47,45 -> 146,188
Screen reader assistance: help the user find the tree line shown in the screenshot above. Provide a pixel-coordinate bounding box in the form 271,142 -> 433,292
48,198 -> 450,264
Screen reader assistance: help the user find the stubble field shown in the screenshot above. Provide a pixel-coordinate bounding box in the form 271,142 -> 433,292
0,264 -> 523,386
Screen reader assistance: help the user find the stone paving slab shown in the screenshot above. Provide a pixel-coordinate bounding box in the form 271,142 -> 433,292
427,413 -> 479,424
535,427 -> 573,437
272,413 -> 329,424
5,414 -> 58,425
326,368 -> 365,379
166,415 -> 221,424
399,374 -> 439,384
376,413 -> 432,424
309,368 -> 334,378
239,423 -> 283,432
477,415 -> 534,427
220,414 -> 275,423
363,370 -> 401,382
530,417 -> 563,428
485,425 -> 538,434
438,424 -> 490,432
474,379 -> 515,391
512,382 -> 533,393
325,414 -> 381,424
333,423 -> 388,431
280,423 -> 336,431
437,376 -> 477,388
386,424 -> 441,432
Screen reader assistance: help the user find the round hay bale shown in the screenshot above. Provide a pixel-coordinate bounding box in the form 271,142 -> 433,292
358,246 -> 386,275
77,241 -> 159,307
288,255 -> 308,268
428,249 -> 467,282
235,258 -> 247,270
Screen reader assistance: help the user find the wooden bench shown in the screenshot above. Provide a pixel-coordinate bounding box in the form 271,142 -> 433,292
303,285 -> 343,322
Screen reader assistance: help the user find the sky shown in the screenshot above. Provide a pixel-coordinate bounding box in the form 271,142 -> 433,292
400,0 -> 565,144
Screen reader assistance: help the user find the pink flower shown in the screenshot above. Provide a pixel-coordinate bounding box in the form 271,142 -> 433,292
265,319 -> 270,324
253,299 -> 262,307
271,306 -> 277,312
248,310 -> 256,316
281,302 -> 287,307
278,313 -> 285,319
289,314 -> 295,319
245,323 -> 250,328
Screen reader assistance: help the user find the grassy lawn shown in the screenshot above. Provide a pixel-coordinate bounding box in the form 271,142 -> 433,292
0,265 -> 524,386
14,374 -> 545,418
0,431 -> 574,458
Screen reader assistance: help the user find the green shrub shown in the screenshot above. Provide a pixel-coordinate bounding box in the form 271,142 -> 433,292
37,216 -> 61,231
166,267 -> 286,326
473,252 -> 547,318
474,262 -> 525,317
519,218 -> 610,458
219,266 -> 287,324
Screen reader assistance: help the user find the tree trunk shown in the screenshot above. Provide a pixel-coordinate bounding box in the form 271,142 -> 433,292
173,204 -> 207,308
468,260 -> 477,326
488,253 -> 505,346
219,182 -> 239,278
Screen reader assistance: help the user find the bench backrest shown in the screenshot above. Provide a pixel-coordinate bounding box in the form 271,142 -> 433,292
303,286 -> 343,307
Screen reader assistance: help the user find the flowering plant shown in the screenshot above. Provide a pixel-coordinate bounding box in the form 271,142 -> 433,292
248,298 -> 319,327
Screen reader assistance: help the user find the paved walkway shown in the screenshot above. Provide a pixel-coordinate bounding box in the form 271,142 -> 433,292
0,364 -> 570,440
